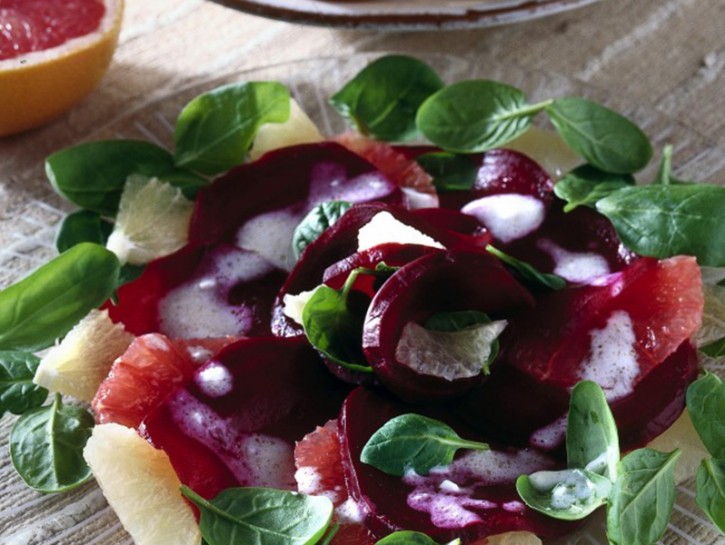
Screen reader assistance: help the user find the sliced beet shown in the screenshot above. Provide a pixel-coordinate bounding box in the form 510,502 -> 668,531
455,256 -> 703,451
339,387 -> 576,542
141,336 -> 352,500
107,243 -> 287,338
189,142 -> 404,247
362,250 -> 534,403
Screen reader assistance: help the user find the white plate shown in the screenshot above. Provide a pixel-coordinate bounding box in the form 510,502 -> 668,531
209,0 -> 601,30
0,53 -> 722,545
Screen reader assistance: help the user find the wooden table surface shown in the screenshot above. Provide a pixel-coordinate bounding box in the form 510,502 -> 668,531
1,0 -> 724,544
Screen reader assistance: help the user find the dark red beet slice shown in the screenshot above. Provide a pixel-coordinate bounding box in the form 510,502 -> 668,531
340,387 -> 576,542
141,336 -> 352,500
188,142 -> 404,247
455,256 -> 703,452
362,250 -> 534,403
107,244 -> 287,338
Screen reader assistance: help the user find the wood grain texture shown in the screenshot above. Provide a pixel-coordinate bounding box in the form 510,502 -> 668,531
1,1 -> 724,544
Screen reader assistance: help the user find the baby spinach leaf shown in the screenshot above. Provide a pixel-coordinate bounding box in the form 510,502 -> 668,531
0,243 -> 120,351
516,468 -> 612,521
56,209 -> 113,253
486,245 -> 566,290
654,144 -> 688,185
606,448 -> 680,545
330,55 -> 444,142
46,140 -> 205,216
10,394 -> 94,493
553,165 -> 634,212
360,413 -> 489,477
696,458 -> 725,533
415,152 -> 478,192
292,201 -> 352,260
375,531 -> 460,545
181,485 -> 333,545
302,284 -> 372,374
596,184 -> 725,267
0,351 -> 48,418
545,98 -> 653,174
424,310 -> 492,332
567,381 -> 620,481
686,372 -> 725,459
416,80 -> 549,153
701,338 -> 725,358
174,81 -> 290,175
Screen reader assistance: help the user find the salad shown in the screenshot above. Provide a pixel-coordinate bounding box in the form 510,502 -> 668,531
0,54 -> 724,545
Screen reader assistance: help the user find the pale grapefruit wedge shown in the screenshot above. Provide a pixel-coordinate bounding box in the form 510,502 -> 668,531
0,0 -> 123,136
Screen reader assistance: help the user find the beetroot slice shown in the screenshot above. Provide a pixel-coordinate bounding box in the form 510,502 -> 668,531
455,256 -> 703,452
362,250 -> 534,403
188,142 -> 404,246
107,244 -> 287,338
141,336 -> 351,500
339,387 -> 576,542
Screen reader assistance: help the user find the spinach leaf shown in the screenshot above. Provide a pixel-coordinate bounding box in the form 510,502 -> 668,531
0,351 -> 48,418
516,468 -> 612,521
375,531 -> 460,545
360,413 -> 489,477
606,448 -> 680,545
181,485 -> 332,545
553,164 -> 634,212
302,284 -> 372,374
330,55 -> 444,142
416,80 -> 549,153
0,243 -> 120,351
415,152 -> 478,192
46,140 -> 205,217
596,184 -> 725,267
56,209 -> 113,253
567,381 -> 620,480
696,458 -> 725,533
701,338 -> 725,358
292,201 -> 352,260
686,372 -> 725,459
10,394 -> 94,493
424,310 -> 492,332
486,245 -> 566,290
174,81 -> 290,175
654,144 -> 688,185
545,98 -> 653,174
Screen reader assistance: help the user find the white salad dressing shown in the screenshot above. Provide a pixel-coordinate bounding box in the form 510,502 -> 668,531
461,194 -> 545,243
529,469 -> 596,510
195,361 -> 234,398
402,187 -> 440,209
578,310 -> 640,401
235,207 -> 302,272
158,248 -> 276,338
537,239 -> 610,283
529,415 -> 568,451
357,211 -> 444,252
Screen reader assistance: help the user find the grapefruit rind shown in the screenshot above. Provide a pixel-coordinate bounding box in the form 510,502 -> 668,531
84,423 -> 201,545
106,175 -> 194,265
0,0 -> 124,136
33,309 -> 133,402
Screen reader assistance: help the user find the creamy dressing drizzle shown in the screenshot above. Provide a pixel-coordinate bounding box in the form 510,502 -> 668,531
537,239 -> 610,283
461,194 -> 545,243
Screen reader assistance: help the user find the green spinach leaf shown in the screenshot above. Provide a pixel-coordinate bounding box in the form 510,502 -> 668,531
516,468 -> 612,521
701,338 -> 725,358
0,351 -> 48,418
686,372 -> 725,459
181,486 -> 332,545
654,144 -> 688,185
10,394 -> 94,493
46,140 -> 205,216
696,458 -> 725,533
416,80 -> 549,153
606,448 -> 680,545
424,310 -> 492,332
360,413 -> 489,477
292,201 -> 352,260
545,97 -> 652,174
330,55 -> 444,142
174,81 -> 290,175
416,152 -> 478,192
486,245 -> 566,290
375,531 -> 460,545
567,381 -> 620,480
56,209 -> 113,253
596,184 -> 725,267
553,164 -> 634,212
0,243 -> 120,351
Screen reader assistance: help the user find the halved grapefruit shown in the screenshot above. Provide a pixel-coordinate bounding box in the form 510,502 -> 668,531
0,0 -> 123,136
